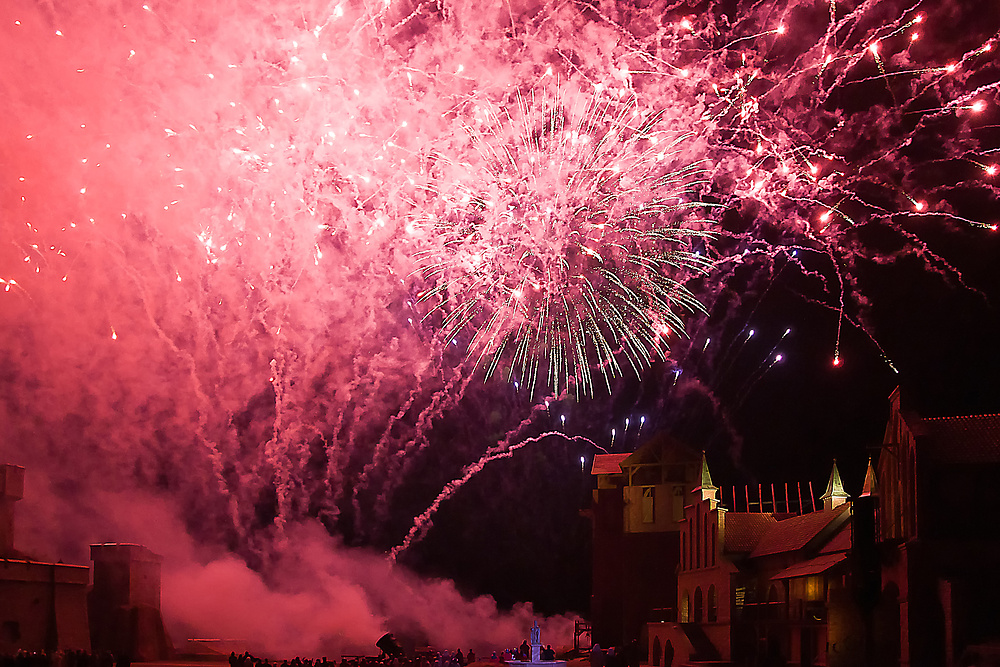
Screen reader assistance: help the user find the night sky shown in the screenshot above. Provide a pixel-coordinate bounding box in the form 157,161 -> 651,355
1,0 -> 999,655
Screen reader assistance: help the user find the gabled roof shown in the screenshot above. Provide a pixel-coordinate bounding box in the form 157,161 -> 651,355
917,414 -> 1000,463
723,513 -> 778,553
591,453 -> 630,476
618,432 -> 701,468
750,504 -> 850,558
771,552 -> 847,580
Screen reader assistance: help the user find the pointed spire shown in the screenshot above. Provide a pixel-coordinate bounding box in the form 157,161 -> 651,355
860,458 -> 878,497
696,451 -> 718,505
820,459 -> 850,510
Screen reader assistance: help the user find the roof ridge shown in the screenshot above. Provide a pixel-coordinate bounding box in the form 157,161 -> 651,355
923,413 -> 1000,421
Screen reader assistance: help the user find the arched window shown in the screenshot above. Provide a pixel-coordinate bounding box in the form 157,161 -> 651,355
652,637 -> 661,667
642,486 -> 655,523
711,523 -> 717,565
687,520 -> 693,569
695,511 -> 702,568
767,583 -> 782,619
694,587 -> 704,623
680,591 -> 690,623
707,585 -> 718,622
703,520 -> 709,568
680,533 -> 686,570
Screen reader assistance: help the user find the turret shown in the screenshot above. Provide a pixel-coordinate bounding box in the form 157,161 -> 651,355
89,544 -> 172,660
696,451 -> 719,508
820,460 -> 850,510
860,458 -> 878,498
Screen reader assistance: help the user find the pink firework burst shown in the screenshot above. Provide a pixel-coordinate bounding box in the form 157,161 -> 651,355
408,86 -> 717,395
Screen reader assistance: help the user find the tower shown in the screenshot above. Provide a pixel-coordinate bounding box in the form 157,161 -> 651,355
695,451 -> 719,507
89,544 -> 172,660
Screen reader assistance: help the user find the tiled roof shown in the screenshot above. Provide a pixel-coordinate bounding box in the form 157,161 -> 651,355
750,504 -> 850,557
722,513 -> 777,553
771,552 -> 847,580
918,414 -> 1000,463
591,453 -> 630,476
818,522 -> 852,554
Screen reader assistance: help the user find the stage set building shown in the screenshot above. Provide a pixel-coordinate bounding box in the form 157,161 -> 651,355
0,463 -> 172,660
590,388 -> 1000,667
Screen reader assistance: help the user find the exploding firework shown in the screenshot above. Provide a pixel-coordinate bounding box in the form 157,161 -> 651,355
408,86 -> 717,396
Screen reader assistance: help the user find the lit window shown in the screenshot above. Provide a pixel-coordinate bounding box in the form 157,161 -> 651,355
804,576 -> 823,601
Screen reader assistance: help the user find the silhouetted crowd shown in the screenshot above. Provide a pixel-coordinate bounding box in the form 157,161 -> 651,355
491,643 -> 558,663
228,649 -> 481,667
0,651 -> 129,667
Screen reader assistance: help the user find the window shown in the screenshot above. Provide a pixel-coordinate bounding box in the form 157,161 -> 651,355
767,583 -> 785,620
642,486 -> 655,523
694,587 -> 704,623
681,533 -> 686,570
711,524 -> 717,566
695,511 -> 702,568
804,576 -> 823,601
652,637 -> 661,666
687,521 -> 693,567
703,520 -> 709,568
708,585 -> 718,622
680,591 -> 690,623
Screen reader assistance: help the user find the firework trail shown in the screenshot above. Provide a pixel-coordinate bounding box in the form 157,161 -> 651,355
1,0 -> 997,594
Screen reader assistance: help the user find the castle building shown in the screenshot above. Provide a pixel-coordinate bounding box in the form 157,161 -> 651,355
89,543 -> 173,661
0,463 -> 172,660
589,434 -> 704,650
589,388 -> 1000,667
0,464 -> 91,654
645,455 -> 864,667
875,388 -> 1000,667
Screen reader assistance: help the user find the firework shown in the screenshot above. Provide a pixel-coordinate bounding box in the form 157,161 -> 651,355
408,86 -> 717,396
